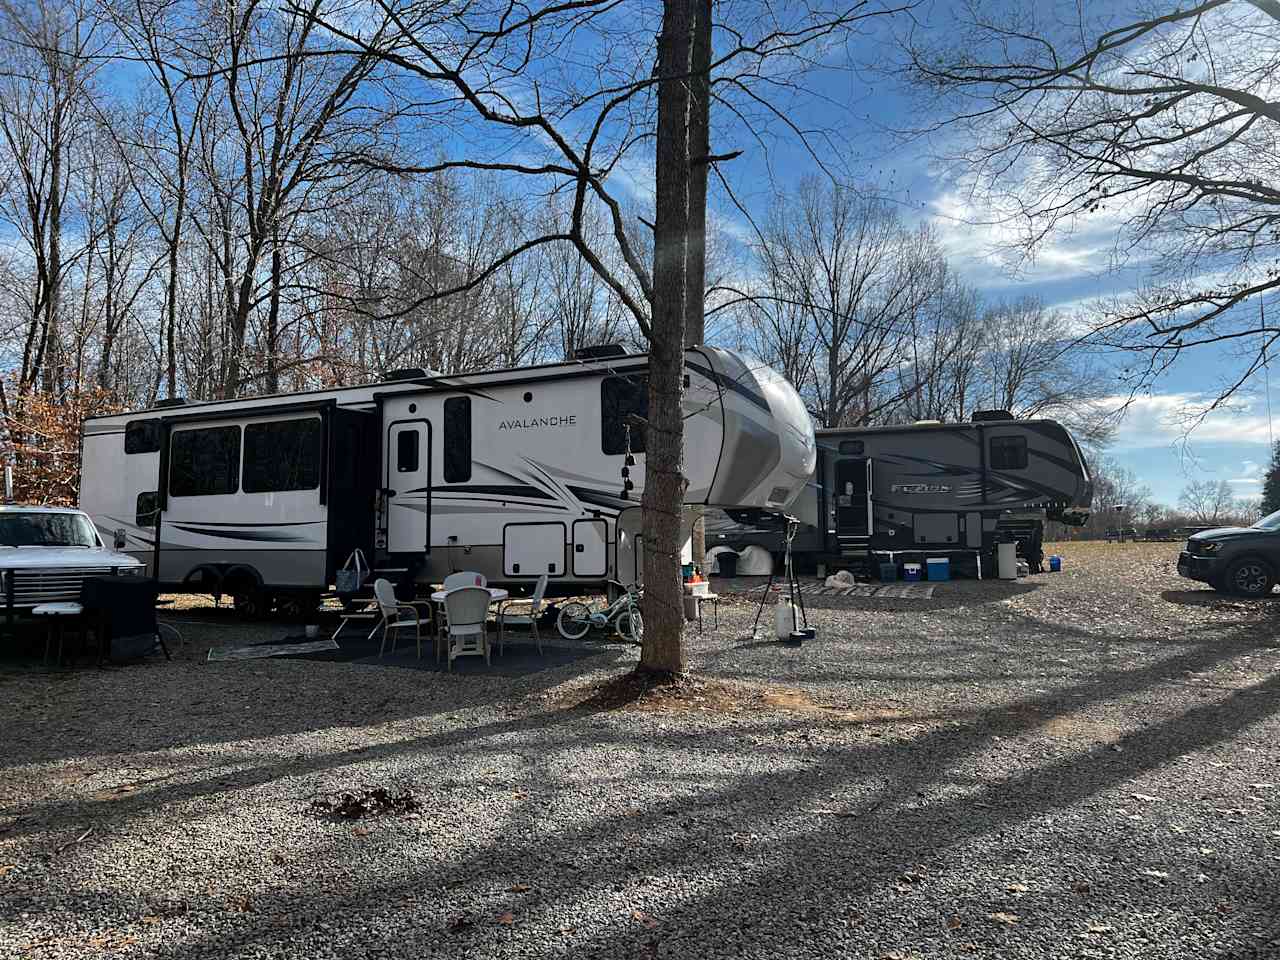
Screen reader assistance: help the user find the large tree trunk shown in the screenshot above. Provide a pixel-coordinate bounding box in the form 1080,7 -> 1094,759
685,0 -> 712,570
638,0 -> 694,678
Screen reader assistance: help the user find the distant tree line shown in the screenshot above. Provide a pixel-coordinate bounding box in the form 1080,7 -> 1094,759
1,0 -> 1115,506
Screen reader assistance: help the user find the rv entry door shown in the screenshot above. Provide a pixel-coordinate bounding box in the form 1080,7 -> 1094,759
834,458 -> 873,538
386,420 -> 431,554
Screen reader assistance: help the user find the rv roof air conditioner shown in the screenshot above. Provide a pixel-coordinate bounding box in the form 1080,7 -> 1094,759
383,367 -> 430,382
573,344 -> 627,361
154,397 -> 187,408
971,409 -> 1015,422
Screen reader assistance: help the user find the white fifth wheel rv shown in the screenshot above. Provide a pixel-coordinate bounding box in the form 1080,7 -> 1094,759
79,347 -> 815,611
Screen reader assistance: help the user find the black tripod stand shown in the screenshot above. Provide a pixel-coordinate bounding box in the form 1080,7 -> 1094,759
750,515 -> 810,642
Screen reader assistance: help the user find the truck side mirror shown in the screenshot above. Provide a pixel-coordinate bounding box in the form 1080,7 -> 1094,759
113,528 -> 127,550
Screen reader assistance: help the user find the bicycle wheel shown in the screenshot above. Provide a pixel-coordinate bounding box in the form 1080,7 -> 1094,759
557,601 -> 594,640
615,607 -> 643,644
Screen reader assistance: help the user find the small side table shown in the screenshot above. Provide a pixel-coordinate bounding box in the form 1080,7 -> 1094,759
33,601 -> 84,666
696,593 -> 720,634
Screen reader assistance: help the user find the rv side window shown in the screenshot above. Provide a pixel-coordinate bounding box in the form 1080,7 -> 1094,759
243,418 -> 322,493
397,430 -> 419,473
136,491 -> 159,527
601,376 -> 647,455
990,435 -> 1028,470
443,397 -> 471,483
169,426 -> 241,496
838,440 -> 864,455
124,419 -> 162,454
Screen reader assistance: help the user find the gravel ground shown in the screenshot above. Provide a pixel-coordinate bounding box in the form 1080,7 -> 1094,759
2,541 -> 1278,960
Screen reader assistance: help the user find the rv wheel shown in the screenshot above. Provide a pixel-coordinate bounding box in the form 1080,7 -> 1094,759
234,590 -> 273,620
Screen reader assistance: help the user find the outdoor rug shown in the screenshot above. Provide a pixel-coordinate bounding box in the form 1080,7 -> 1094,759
207,636 -> 340,662
871,583 -> 936,599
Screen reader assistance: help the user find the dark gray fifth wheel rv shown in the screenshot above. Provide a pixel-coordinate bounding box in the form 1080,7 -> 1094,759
711,412 -> 1093,577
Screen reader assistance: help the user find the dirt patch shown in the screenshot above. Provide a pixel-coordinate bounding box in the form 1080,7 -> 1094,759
550,670 -> 925,725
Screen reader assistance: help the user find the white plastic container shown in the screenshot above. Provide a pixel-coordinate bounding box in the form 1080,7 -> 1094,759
997,542 -> 1018,580
774,598 -> 796,639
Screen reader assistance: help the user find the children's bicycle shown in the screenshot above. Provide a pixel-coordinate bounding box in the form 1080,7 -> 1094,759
556,580 -> 643,643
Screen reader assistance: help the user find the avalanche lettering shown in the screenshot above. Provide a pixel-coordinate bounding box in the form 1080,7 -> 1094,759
498,415 -> 578,430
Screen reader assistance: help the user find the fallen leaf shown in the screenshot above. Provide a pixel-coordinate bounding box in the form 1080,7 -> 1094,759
352,826 -> 371,838
1086,923 -> 1113,934
988,912 -> 1019,925
496,911 -> 516,925
631,908 -> 659,929
1072,881 -> 1091,895
0,865 -> 15,878
1131,792 -> 1161,802
557,925 -> 576,936
446,911 -> 473,932
232,896 -> 253,913
1199,848 -> 1215,856
506,883 -> 531,893
1217,902 -> 1235,915
140,916 -> 161,926
946,916 -> 964,930
1140,869 -> 1168,880
1005,882 -> 1029,893
271,853 -> 286,865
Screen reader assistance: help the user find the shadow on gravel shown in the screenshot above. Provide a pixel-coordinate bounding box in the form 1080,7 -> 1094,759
1160,588 -> 1280,607
50,613 -> 1277,960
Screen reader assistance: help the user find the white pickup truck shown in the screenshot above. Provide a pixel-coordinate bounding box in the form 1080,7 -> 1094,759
0,505 -> 146,616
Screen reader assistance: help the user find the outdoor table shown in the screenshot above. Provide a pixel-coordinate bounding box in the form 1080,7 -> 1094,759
33,601 -> 84,666
430,587 -> 509,651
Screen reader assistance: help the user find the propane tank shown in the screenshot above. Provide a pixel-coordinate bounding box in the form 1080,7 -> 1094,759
774,596 -> 796,640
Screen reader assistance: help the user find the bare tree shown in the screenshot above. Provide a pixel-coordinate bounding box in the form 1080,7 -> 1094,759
1179,478 -> 1238,525
743,178 -> 947,427
0,0 -> 105,404
979,297 -> 1114,446
902,0 -> 1280,408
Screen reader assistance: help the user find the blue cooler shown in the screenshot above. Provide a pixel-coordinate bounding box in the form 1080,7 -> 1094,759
926,557 -> 950,581
903,563 -> 922,582
879,562 -> 897,582
1049,555 -> 1062,572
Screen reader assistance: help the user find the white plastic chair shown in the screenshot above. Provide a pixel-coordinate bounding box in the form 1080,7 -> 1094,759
373,578 -> 422,659
496,574 -> 548,655
443,586 -> 491,670
443,571 -> 487,589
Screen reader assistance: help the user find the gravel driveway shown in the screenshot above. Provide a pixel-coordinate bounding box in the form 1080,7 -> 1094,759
2,541 -> 1278,959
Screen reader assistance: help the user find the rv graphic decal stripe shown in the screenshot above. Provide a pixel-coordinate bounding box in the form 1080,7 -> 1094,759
685,360 -> 770,413
168,524 -> 318,543
566,485 -> 630,512
406,484 -> 554,500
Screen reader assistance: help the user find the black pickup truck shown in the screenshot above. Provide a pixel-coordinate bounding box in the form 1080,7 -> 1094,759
1178,510 -> 1280,597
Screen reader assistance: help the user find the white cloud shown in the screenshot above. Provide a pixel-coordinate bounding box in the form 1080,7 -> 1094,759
1106,393 -> 1275,449
1228,459 -> 1263,487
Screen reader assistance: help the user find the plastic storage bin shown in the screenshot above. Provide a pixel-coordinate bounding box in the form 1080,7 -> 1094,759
902,563 -> 922,582
926,557 -> 950,581
1049,555 -> 1062,572
879,562 -> 897,582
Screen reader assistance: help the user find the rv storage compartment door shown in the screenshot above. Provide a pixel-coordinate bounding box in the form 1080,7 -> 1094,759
914,513 -> 958,545
504,522 -> 566,577
386,420 -> 431,554
572,519 -> 608,577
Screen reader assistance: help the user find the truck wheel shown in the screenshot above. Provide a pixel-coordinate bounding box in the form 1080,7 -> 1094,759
1223,558 -> 1276,598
